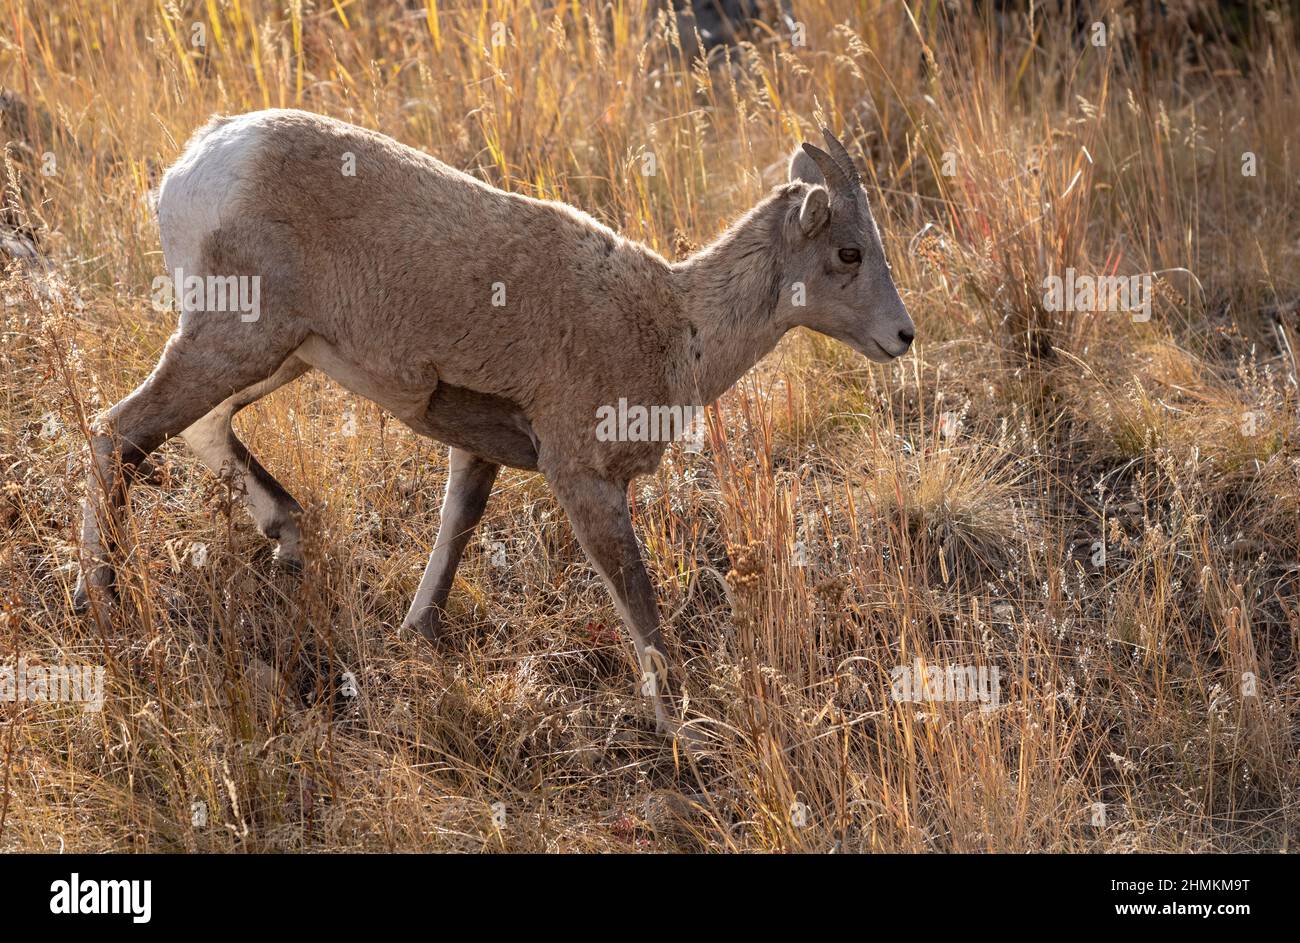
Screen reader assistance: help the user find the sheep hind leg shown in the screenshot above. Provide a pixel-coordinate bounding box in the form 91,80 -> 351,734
401,447 -> 500,641
180,355 -> 313,568
74,333 -> 304,615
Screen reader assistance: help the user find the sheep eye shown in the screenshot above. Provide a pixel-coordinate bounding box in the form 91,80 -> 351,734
838,248 -> 861,265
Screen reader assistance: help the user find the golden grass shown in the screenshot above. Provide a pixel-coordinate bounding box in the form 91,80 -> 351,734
1,0 -> 1298,851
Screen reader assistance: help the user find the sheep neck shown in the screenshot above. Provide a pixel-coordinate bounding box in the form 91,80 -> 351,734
669,189 -> 791,406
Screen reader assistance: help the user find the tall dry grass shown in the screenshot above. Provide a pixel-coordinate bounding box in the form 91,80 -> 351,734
1,0 -> 1298,851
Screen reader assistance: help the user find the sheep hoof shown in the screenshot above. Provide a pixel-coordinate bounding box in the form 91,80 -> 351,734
398,608 -> 442,644
72,571 -> 117,620
71,582 -> 90,614
659,717 -> 709,755
272,544 -> 303,572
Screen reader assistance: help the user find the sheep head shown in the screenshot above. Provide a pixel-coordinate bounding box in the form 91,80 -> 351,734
783,128 -> 914,363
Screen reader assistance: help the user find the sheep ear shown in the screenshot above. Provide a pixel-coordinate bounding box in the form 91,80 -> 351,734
798,185 -> 830,236
789,143 -> 824,185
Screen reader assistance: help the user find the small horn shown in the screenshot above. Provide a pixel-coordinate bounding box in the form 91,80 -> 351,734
820,127 -> 861,187
800,142 -> 850,194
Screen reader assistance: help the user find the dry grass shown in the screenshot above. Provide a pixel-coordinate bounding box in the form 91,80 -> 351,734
1,0 -> 1298,852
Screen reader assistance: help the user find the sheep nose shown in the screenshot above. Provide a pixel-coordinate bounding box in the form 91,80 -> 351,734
898,328 -> 915,347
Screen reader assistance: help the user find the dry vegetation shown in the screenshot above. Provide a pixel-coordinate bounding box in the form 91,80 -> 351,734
1,0 -> 1299,852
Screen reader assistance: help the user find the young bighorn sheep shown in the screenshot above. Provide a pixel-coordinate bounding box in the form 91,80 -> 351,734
75,110 -> 913,739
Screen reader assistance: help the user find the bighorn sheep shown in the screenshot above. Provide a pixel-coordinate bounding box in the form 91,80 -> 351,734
75,110 -> 914,740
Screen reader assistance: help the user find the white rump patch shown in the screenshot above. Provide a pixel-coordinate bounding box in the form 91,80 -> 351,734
157,112 -> 273,307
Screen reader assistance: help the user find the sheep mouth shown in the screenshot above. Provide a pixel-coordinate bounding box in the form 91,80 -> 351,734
861,338 -> 899,363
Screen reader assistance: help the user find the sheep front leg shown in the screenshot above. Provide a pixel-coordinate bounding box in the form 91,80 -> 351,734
546,472 -> 676,737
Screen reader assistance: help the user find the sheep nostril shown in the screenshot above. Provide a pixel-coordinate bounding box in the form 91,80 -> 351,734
898,328 -> 915,346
